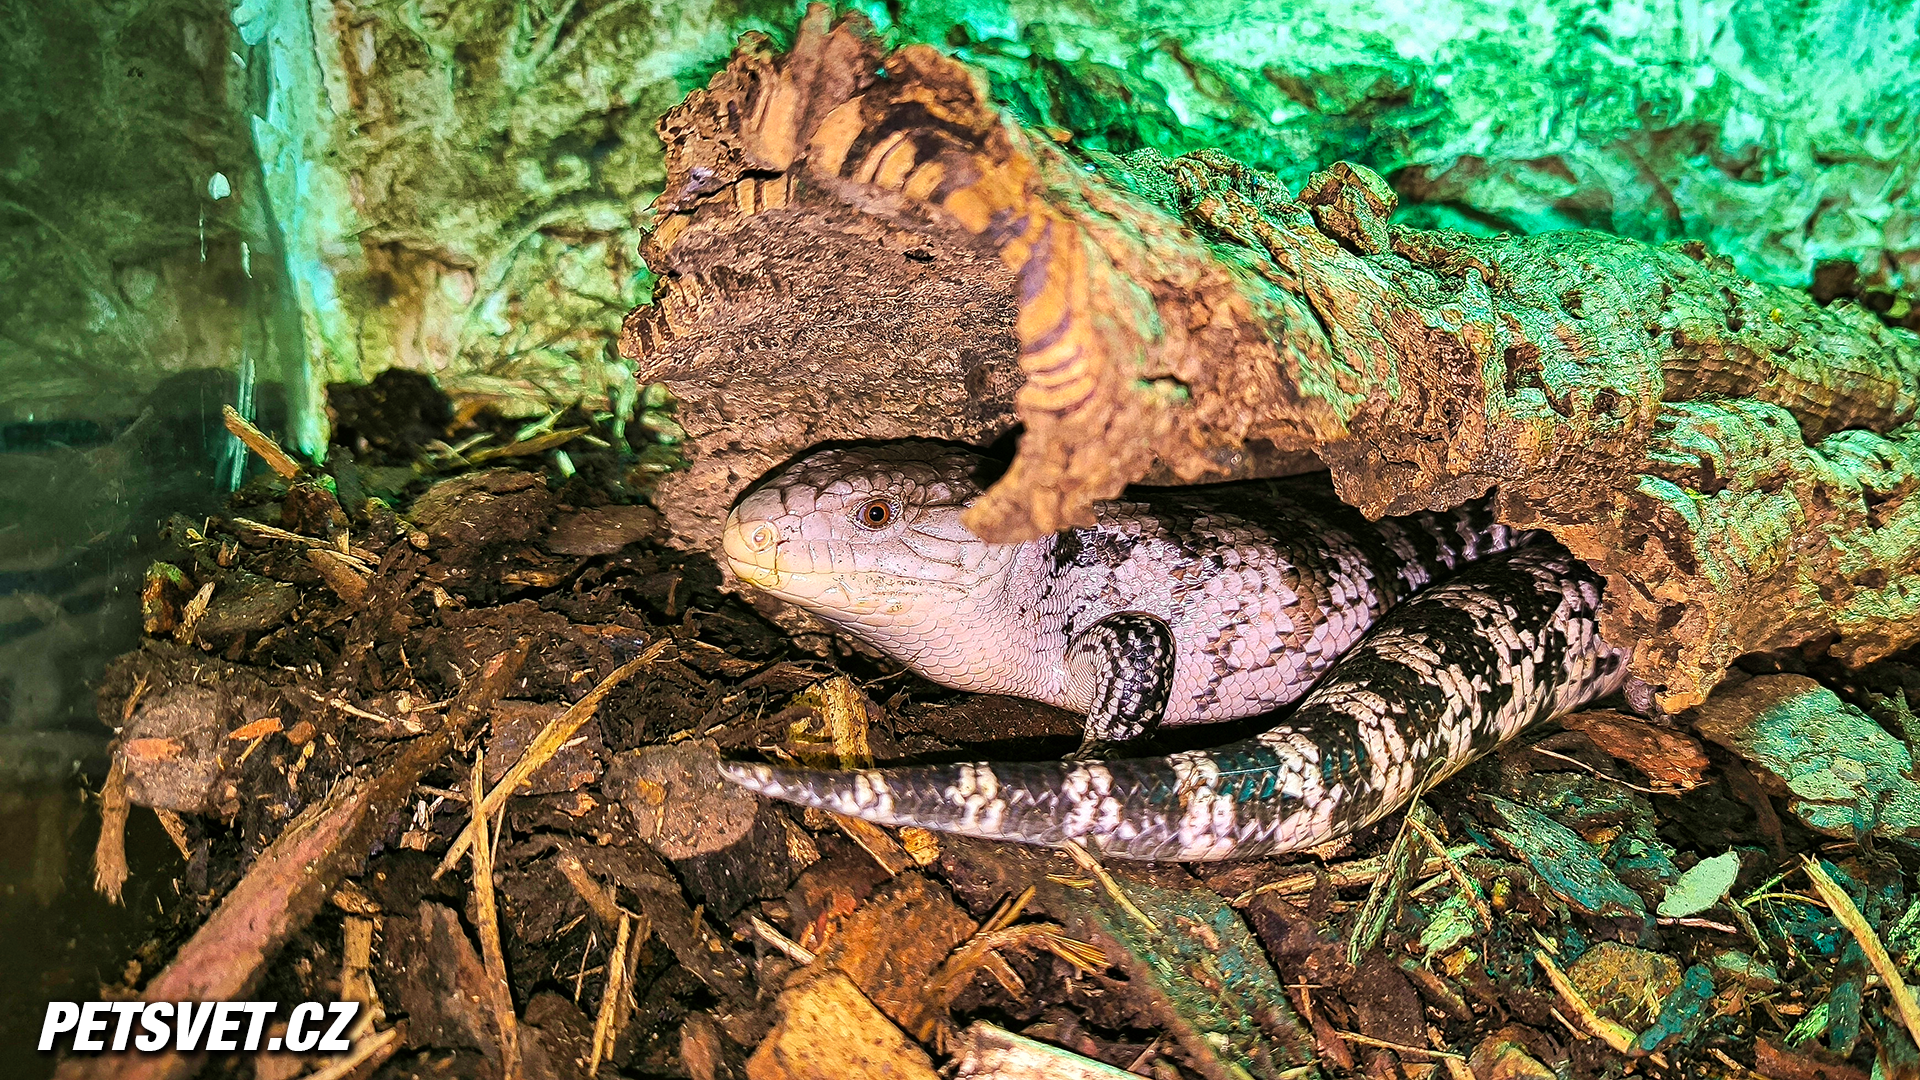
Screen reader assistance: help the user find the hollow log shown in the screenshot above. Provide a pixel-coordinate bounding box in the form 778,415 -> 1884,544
620,6 -> 1920,711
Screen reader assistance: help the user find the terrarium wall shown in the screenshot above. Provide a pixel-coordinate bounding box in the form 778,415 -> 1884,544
1,0 -> 313,746
1,0 -> 306,433
36,0 -> 1906,454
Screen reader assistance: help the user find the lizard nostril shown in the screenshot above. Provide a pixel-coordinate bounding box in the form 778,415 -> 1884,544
749,524 -> 776,552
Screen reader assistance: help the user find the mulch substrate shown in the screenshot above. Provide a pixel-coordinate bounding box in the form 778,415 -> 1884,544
62,375 -> 1920,1080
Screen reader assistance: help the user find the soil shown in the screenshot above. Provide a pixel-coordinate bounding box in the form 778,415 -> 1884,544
61,372 -> 1920,1080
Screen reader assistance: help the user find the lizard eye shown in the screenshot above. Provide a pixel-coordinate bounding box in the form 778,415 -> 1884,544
855,497 -> 897,529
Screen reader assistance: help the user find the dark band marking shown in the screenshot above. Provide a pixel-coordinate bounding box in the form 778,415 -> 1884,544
1073,613 -> 1176,744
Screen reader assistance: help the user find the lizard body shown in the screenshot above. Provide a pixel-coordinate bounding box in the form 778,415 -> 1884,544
717,441 -> 1627,858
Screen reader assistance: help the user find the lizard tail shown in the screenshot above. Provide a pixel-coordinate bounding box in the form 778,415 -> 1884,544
718,754 -> 1216,859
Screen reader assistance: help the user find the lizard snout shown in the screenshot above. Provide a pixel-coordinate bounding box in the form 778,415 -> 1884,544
721,512 -> 782,587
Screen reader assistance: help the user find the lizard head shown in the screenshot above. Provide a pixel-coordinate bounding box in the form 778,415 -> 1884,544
721,441 -> 1018,642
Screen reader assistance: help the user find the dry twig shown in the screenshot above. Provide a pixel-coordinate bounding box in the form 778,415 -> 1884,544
980,885 -> 1037,934
340,916 -> 385,1027
1334,1030 -> 1465,1061
1802,856 -> 1920,1047
1535,949 -> 1635,1054
1405,813 -> 1491,931
469,753 -> 521,1079
1231,844 -> 1480,905
588,912 -> 635,1075
1062,840 -> 1158,933
154,810 -> 192,861
230,518 -> 374,565
928,923 -> 1106,1007
437,640 -> 669,877
1431,1025 -> 1475,1080
301,1025 -> 403,1080
468,425 -> 590,463
555,852 -> 625,931
834,812 -> 913,875
749,915 -> 817,965
222,404 -> 302,479
175,581 -> 213,643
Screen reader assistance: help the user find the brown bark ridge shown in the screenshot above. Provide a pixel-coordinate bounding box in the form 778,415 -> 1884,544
620,5 -> 1920,710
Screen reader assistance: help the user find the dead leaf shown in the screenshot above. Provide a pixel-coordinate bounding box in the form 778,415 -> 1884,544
1559,710 -> 1710,790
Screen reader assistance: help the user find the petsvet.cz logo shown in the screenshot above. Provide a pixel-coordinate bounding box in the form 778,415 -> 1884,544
40,1001 -> 362,1053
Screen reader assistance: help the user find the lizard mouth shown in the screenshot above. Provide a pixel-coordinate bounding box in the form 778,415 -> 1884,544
720,517 -> 895,618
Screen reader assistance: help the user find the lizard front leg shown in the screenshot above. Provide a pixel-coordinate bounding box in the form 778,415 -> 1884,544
1066,612 -> 1176,758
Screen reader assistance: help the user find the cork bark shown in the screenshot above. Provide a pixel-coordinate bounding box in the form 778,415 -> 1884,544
622,6 -> 1920,710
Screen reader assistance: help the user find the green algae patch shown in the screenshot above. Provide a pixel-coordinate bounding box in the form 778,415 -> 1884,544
1693,675 -> 1920,841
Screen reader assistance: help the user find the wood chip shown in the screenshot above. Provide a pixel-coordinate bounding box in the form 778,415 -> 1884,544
746,972 -> 939,1080
813,872 -> 977,1040
1558,709 -> 1710,790
92,758 -> 129,904
58,762 -> 422,1080
308,547 -> 371,604
228,717 -> 284,741
329,879 -> 381,917
122,737 -> 184,761
786,674 -> 877,768
341,916 -> 386,1026
1754,1034 -> 1870,1080
899,826 -> 941,866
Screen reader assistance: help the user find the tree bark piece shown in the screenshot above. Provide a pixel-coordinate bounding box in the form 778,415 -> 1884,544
745,972 -> 940,1080
623,5 -> 1920,709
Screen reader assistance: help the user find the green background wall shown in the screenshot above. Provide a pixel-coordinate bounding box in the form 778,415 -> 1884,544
4,0 -> 1917,452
